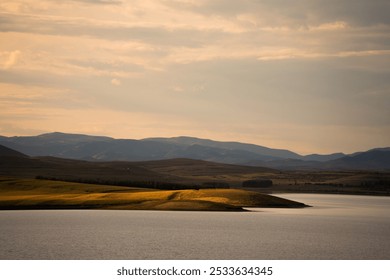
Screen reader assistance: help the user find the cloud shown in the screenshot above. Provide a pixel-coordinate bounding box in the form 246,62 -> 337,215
164,0 -> 390,27
69,0 -> 122,5
0,11 -> 233,46
0,82 -> 86,109
111,78 -> 121,86
0,0 -> 389,153
309,0 -> 390,26
256,49 -> 390,61
308,21 -> 348,31
172,85 -> 184,92
1,50 -> 21,69
1,2 -> 388,70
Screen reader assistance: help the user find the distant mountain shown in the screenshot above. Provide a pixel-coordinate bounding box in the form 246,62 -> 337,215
0,132 -> 113,158
349,147 -> 390,157
144,136 -> 301,160
146,137 -> 350,162
0,132 -> 300,163
322,150 -> 390,170
302,153 -> 346,162
0,132 -> 388,170
251,150 -> 390,171
0,144 -> 28,158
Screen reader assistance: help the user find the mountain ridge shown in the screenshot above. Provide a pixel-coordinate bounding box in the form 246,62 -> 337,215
0,132 -> 389,170
143,136 -> 302,160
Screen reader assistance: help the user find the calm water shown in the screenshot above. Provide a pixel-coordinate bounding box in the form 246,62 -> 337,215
0,194 -> 389,259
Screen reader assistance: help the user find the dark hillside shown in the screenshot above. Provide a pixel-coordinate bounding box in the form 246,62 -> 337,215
0,145 -> 28,158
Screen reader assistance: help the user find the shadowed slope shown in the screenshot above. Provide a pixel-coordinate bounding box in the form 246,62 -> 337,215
0,144 -> 28,158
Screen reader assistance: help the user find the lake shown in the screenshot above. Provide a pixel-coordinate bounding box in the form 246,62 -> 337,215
0,194 -> 389,259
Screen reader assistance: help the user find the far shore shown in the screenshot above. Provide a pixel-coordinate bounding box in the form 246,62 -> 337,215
246,183 -> 390,196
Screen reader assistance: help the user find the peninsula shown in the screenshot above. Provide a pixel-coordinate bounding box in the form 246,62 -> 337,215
0,177 -> 307,211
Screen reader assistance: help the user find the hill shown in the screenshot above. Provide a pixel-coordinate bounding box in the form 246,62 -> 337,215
144,136 -> 301,160
135,158 -> 273,176
0,132 -> 341,164
0,177 -> 308,211
1,152 -> 389,195
0,132 -> 388,170
0,154 -> 277,188
323,150 -> 390,170
0,144 -> 28,158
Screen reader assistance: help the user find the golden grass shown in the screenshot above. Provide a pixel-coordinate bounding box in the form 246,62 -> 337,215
0,177 -> 307,211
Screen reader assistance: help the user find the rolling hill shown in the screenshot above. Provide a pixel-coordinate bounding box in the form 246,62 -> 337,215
0,151 -> 277,189
1,143 -> 389,195
0,132 -> 389,170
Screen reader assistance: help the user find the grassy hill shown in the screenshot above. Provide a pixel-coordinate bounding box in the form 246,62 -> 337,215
0,155 -> 277,188
0,177 -> 307,211
1,152 -> 389,196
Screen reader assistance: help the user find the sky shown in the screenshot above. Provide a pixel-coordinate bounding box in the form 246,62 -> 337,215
0,0 -> 389,155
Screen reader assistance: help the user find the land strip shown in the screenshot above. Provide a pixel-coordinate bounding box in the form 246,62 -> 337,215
0,177 -> 307,211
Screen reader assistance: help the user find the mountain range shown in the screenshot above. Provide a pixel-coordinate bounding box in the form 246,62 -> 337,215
0,132 -> 389,170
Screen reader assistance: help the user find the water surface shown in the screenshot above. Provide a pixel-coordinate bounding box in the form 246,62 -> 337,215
0,194 -> 389,259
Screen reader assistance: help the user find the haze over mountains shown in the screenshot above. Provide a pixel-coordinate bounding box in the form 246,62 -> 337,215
0,132 -> 389,170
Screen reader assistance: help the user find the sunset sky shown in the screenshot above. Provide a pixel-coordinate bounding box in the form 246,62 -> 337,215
1,0 -> 389,154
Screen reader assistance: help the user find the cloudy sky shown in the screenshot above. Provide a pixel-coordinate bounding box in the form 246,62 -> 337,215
0,0 -> 389,154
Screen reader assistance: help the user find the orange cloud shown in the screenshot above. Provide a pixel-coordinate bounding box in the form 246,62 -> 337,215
1,50 -> 21,69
